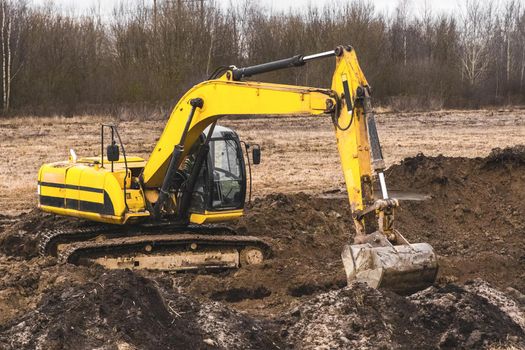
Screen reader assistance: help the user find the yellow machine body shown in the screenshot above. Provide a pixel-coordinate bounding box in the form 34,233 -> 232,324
38,155 -> 244,225
38,157 -> 149,224
37,78 -> 334,226
36,45 -> 396,243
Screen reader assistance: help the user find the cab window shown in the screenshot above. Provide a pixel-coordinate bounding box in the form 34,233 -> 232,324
209,138 -> 244,209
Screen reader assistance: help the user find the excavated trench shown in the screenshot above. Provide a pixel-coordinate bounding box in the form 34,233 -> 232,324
0,146 -> 524,349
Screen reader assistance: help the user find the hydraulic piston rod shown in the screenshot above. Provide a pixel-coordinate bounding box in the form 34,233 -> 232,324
231,49 -> 336,81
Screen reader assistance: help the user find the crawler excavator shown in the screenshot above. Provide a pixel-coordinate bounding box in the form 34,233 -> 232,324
37,45 -> 437,294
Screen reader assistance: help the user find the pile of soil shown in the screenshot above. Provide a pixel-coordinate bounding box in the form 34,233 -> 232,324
0,267 -> 283,350
178,192 -> 354,317
0,146 -> 524,349
282,280 -> 524,349
0,210 -> 99,259
387,145 -> 525,290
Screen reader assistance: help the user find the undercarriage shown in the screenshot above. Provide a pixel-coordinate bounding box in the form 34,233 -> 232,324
40,225 -> 270,271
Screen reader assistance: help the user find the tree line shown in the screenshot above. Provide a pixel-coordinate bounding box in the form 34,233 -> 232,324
1,0 -> 525,116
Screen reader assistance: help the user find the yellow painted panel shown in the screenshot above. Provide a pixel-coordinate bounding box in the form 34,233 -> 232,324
189,210 -> 244,224
39,163 -> 68,184
76,190 -> 103,203
40,186 -> 64,198
125,189 -> 146,212
104,171 -> 126,217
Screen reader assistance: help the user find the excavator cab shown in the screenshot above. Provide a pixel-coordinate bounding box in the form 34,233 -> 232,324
188,126 -> 247,215
180,124 -> 264,225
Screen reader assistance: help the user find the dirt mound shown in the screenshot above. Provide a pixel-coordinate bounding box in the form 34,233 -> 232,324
282,280 -> 525,349
0,268 -> 283,350
485,145 -> 525,166
177,192 -> 353,316
1,257 -> 523,350
0,257 -> 107,327
0,210 -> 53,258
386,145 -> 525,291
178,146 -> 525,317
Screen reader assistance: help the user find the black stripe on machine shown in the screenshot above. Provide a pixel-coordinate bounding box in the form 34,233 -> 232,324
39,192 -> 115,216
342,79 -> 353,112
38,181 -> 104,193
66,199 -> 79,210
39,195 -> 65,208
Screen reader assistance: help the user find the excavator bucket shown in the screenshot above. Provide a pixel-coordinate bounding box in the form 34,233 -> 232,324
341,232 -> 438,294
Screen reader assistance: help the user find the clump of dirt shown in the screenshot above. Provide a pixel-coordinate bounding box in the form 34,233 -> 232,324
0,253 -> 113,327
0,210 -> 52,258
282,280 -> 525,349
281,283 -> 427,349
411,280 -> 525,348
485,145 -> 525,166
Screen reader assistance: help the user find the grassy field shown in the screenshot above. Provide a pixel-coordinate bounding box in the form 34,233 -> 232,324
1,108 -> 524,214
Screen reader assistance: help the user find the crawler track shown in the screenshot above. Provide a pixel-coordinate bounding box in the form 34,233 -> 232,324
39,224 -> 270,270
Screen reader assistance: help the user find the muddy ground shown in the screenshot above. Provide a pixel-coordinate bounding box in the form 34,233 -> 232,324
0,147 -> 524,349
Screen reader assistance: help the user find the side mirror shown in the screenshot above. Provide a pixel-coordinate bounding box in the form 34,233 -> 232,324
252,146 -> 261,165
107,142 -> 120,162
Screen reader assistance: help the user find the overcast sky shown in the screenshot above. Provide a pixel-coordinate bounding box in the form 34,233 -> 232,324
31,0 -> 461,17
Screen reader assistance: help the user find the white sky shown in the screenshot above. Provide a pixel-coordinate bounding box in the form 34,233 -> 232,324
31,0 -> 461,17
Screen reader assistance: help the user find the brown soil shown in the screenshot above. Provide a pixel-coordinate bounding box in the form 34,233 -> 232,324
0,146 -> 524,349
0,265 -> 284,350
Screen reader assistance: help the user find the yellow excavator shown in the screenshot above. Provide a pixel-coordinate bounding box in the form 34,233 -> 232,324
37,45 -> 437,294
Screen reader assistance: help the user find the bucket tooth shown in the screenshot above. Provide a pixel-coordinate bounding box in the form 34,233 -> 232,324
341,235 -> 438,294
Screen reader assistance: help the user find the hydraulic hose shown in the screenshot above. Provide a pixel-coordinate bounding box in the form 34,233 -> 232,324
153,98 -> 204,219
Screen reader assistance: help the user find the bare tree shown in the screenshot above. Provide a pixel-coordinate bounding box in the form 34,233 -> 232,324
502,0 -> 517,87
458,0 -> 495,87
395,0 -> 411,67
1,0 -> 10,112
0,0 -> 24,113
519,11 -> 525,93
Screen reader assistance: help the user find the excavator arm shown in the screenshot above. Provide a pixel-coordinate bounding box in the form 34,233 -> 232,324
142,80 -> 335,186
143,46 -> 381,236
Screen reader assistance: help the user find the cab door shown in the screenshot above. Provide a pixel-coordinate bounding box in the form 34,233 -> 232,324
208,136 -> 246,210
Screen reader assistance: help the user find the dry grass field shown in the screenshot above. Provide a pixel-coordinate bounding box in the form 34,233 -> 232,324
0,108 -> 524,214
